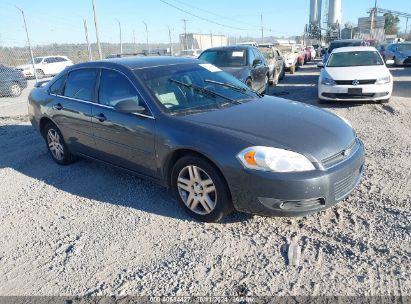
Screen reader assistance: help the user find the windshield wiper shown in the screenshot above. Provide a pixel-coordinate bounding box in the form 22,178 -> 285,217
169,78 -> 242,105
204,79 -> 262,97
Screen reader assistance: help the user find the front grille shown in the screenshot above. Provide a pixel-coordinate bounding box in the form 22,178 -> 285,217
334,171 -> 360,200
322,92 -> 375,99
322,139 -> 357,169
335,79 -> 376,85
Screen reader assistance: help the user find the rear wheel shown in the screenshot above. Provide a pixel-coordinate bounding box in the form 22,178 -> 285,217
171,155 -> 233,222
43,122 -> 77,165
9,82 -> 22,97
36,69 -> 45,79
279,64 -> 285,80
272,71 -> 279,86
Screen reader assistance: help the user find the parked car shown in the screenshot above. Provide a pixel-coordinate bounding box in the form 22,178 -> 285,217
199,45 -> 269,93
318,46 -> 393,103
384,42 -> 411,66
0,64 -> 27,97
294,44 -> 307,65
277,45 -> 300,74
175,49 -> 201,58
306,46 -> 316,60
322,39 -> 365,64
16,56 -> 73,79
376,43 -> 388,61
258,46 -> 285,85
28,56 -> 364,222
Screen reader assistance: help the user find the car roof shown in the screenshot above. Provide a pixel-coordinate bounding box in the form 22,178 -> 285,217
202,45 -> 254,51
332,46 -> 377,53
98,56 -> 199,69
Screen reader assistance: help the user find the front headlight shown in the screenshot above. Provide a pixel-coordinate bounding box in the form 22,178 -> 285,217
321,76 -> 336,86
376,75 -> 391,85
237,146 -> 315,172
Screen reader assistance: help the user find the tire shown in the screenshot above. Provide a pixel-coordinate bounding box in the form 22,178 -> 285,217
263,74 -> 270,94
279,64 -> 285,80
171,155 -> 233,222
272,71 -> 279,86
43,122 -> 77,165
36,69 -> 45,79
289,65 -> 295,74
9,82 -> 22,97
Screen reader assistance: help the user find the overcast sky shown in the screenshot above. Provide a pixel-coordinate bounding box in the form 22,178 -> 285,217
1,0 -> 410,46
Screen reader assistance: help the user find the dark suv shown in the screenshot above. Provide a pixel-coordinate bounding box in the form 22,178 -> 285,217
323,39 -> 365,64
0,65 -> 27,97
198,45 -> 269,94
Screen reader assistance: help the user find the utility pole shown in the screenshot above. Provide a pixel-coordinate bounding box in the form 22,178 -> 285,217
168,26 -> 173,56
143,21 -> 149,53
16,6 -> 38,82
133,30 -> 137,53
83,19 -> 93,61
261,13 -> 264,43
91,0 -> 102,59
116,18 -> 122,54
181,19 -> 189,50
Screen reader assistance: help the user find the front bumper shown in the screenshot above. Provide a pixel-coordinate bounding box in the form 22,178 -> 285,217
395,56 -> 411,65
318,82 -> 393,101
226,140 -> 365,217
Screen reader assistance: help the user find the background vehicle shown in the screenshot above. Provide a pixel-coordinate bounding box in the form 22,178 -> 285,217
277,44 -> 301,74
0,64 -> 27,97
318,46 -> 393,103
175,49 -> 201,58
199,45 -> 269,93
384,42 -> 411,66
16,56 -> 73,79
258,46 -> 285,85
28,57 -> 364,222
376,43 -> 388,61
306,46 -> 316,60
322,39 -> 365,64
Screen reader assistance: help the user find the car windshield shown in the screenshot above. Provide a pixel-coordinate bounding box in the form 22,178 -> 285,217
198,50 -> 246,67
328,41 -> 361,53
397,44 -> 411,51
26,57 -> 43,64
327,51 -> 384,67
136,63 -> 259,115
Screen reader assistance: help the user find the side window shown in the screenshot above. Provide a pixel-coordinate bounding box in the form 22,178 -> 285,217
63,69 -> 97,101
49,75 -> 66,95
57,57 -> 67,62
98,69 -> 143,108
248,49 -> 256,65
44,58 -> 54,64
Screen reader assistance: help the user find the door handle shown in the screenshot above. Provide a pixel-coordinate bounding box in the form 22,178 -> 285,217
52,103 -> 63,110
93,113 -> 107,122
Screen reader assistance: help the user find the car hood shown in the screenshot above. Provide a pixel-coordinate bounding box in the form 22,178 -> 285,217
15,64 -> 35,70
180,96 -> 355,162
325,65 -> 389,80
219,67 -> 248,80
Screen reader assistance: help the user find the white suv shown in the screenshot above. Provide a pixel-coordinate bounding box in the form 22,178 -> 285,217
16,56 -> 73,79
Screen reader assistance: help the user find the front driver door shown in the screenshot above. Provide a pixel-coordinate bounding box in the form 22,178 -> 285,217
91,68 -> 157,178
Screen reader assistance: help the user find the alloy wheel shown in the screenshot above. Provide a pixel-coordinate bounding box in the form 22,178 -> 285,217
47,129 -> 64,160
177,165 -> 217,215
10,84 -> 21,97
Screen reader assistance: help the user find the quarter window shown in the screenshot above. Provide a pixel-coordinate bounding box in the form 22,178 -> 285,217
49,75 -> 65,95
63,69 -> 97,101
98,69 -> 142,107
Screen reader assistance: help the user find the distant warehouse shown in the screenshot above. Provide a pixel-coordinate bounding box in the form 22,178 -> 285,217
179,33 -> 228,51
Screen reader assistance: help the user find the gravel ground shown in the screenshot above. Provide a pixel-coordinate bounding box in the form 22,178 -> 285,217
0,62 -> 410,297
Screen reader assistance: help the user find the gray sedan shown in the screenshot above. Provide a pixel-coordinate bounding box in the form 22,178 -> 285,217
384,42 -> 411,66
28,57 -> 364,222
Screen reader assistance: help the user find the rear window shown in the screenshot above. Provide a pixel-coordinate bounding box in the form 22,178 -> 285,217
199,50 -> 247,67
329,41 -> 362,53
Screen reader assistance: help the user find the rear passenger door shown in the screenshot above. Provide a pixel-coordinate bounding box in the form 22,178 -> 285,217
91,68 -> 157,177
49,68 -> 98,155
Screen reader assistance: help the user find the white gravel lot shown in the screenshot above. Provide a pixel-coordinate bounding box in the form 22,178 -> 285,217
0,63 -> 410,297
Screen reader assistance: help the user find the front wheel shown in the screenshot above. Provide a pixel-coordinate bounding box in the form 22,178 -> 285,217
43,122 -> 77,165
9,82 -> 22,97
289,65 -> 295,74
171,155 -> 233,222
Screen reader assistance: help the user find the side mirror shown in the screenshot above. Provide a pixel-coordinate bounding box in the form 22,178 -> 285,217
385,59 -> 395,65
114,99 -> 146,114
317,62 -> 324,68
252,59 -> 262,66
